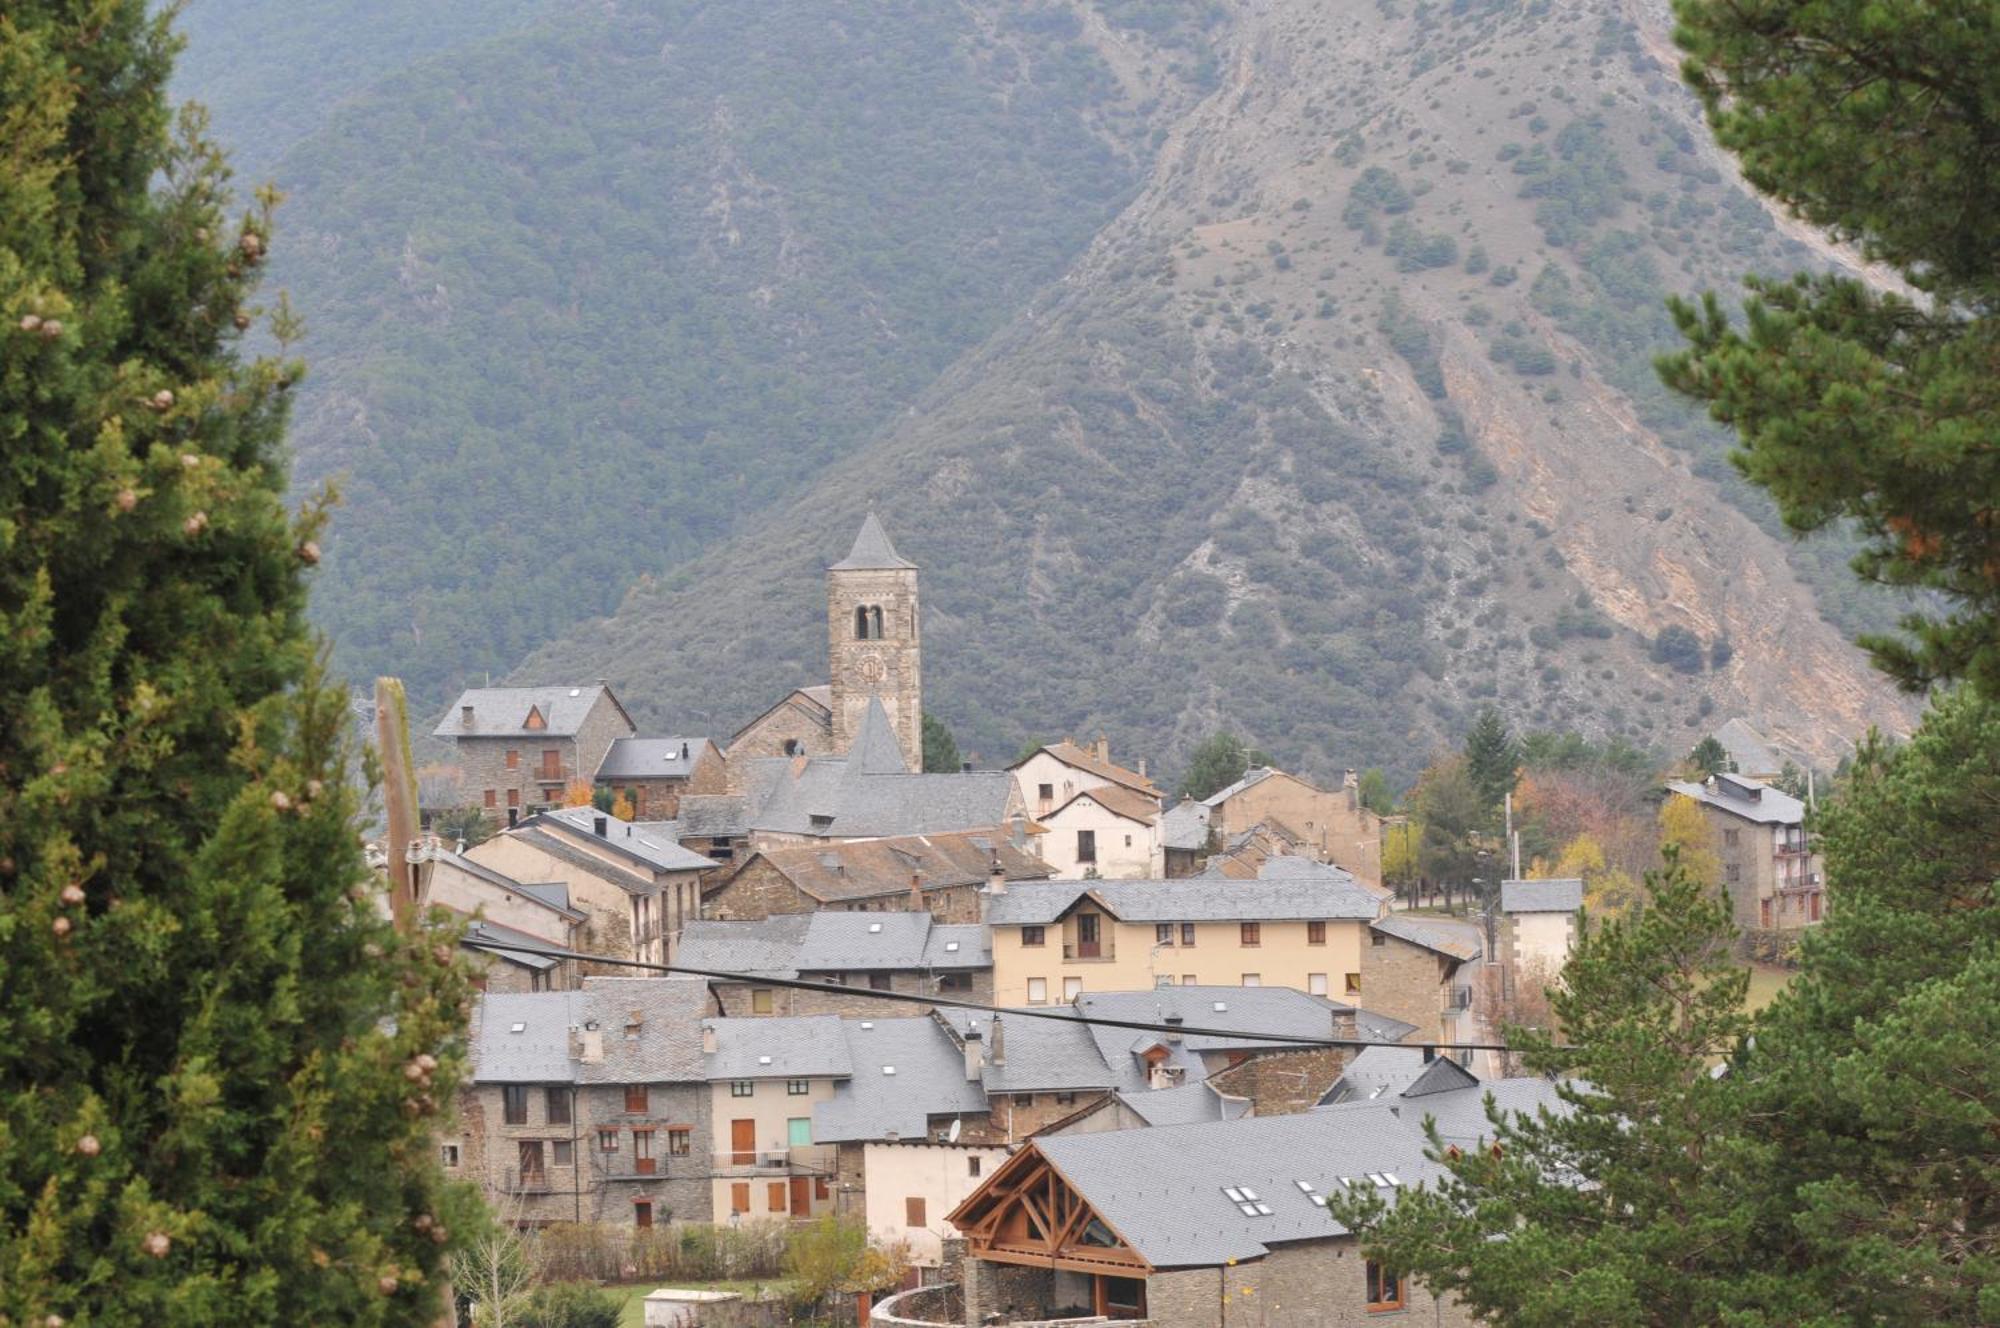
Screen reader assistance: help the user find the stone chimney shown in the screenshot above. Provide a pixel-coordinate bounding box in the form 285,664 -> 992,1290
701,1023 -> 718,1054
909,872 -> 926,912
1095,734 -> 1110,763
1163,1014 -> 1183,1045
962,1028 -> 984,1082
1344,768 -> 1359,812
988,1017 -> 1005,1067
987,851 -> 1007,895
593,814 -> 608,837
578,1022 -> 604,1064
1137,757 -> 1148,780
459,703 -> 474,727
1330,1006 -> 1357,1042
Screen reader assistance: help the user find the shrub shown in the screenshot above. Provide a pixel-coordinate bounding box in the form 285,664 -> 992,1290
519,1283 -> 621,1328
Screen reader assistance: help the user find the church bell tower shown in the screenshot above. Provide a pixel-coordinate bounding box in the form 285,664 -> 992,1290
827,513 -> 922,770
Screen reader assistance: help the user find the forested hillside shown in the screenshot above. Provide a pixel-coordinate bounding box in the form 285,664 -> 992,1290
168,0 -> 1916,782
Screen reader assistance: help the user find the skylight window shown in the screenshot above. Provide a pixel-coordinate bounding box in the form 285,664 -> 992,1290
882,1065 -> 897,1075
1212,1001 -> 1228,1012
860,1022 -> 874,1030
868,923 -> 882,934
509,1022 -> 527,1034
944,941 -> 960,952
758,1056 -> 772,1065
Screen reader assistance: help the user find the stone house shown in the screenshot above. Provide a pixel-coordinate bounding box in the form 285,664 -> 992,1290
1159,800 -> 1212,878
1201,767 -> 1386,890
1497,877 -> 1582,1008
982,875 -> 1384,1007
453,977 -> 714,1228
1037,784 -> 1164,880
675,911 -> 995,1018
1665,774 -> 1825,931
432,683 -> 635,825
947,1105 -> 1484,1326
467,808 -> 715,967
703,831 -> 1051,923
412,844 -> 586,992
1360,915 -> 1482,1056
1011,738 -> 1161,821
594,737 -> 728,820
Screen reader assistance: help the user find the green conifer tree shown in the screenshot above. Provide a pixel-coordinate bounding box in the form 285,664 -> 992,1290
920,711 -> 961,773
0,5 -> 473,1324
1462,706 -> 1519,815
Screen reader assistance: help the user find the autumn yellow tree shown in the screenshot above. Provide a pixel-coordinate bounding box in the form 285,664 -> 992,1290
1657,793 -> 1722,887
562,778 -> 593,808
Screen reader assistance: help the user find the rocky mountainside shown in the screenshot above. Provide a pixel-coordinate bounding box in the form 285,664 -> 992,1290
517,0 -> 1915,781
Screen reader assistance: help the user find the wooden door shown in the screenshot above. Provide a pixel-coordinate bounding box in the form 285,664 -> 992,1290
1077,912 -> 1101,959
731,1119 -> 755,1165
790,1176 -> 811,1216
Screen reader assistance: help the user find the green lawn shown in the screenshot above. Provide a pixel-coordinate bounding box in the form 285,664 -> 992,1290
1745,962 -> 1794,1014
605,1280 -> 796,1328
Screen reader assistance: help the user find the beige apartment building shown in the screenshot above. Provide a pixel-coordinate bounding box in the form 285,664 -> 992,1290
1666,773 -> 1825,931
702,1017 -> 846,1223
981,876 -> 1384,1006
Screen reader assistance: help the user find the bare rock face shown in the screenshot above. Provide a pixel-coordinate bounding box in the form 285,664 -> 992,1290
525,0 -> 1914,778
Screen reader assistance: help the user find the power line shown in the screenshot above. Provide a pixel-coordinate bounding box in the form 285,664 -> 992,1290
462,936 -> 1526,1055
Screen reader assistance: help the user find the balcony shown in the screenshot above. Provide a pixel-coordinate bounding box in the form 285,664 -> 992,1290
1774,840 -> 1811,858
711,1146 -> 835,1178
501,1167 -> 554,1194
1061,943 -> 1115,962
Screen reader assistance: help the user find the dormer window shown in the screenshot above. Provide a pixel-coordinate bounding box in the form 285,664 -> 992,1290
523,705 -> 547,731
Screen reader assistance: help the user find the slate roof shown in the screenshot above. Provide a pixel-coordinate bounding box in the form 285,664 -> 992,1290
945,1011 -> 1117,1093
494,830 -> 655,897
1401,1077 -> 1569,1147
984,876 -> 1381,927
1501,878 -> 1584,913
462,918 -> 561,971
434,684 -> 628,739
596,737 -> 711,781
1667,773 -> 1806,827
1253,856 -> 1360,885
1710,717 -> 1782,777
738,744 -> 1017,839
1370,914 -> 1482,961
1114,1081 -> 1251,1128
676,796 -> 749,838
418,846 -> 586,923
1319,1046 -> 1479,1105
1069,987 -> 1351,1092
1160,800 -> 1211,852
1014,741 -> 1161,797
470,977 -> 710,1084
729,687 -> 833,747
529,807 -> 717,872
829,513 -> 917,571
733,832 -> 1050,905
814,1016 -> 988,1143
1199,766 -> 1282,807
1026,1102 -> 1446,1266
1045,783 -> 1161,826
704,1015 -> 853,1080
676,912 -> 991,981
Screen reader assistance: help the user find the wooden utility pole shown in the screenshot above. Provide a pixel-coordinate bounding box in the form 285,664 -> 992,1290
374,677 -> 420,931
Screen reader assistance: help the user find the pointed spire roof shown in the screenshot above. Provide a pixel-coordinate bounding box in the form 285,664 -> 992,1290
830,513 -> 916,571
848,697 -> 910,775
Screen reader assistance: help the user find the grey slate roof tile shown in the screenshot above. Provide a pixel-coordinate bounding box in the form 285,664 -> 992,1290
704,1015 -> 853,1080
532,807 -> 717,872
1666,774 -> 1807,826
1501,877 -> 1584,913
829,513 -> 917,571
1369,914 -> 1482,961
470,977 -> 710,1084
984,876 -> 1381,926
433,684 -> 622,739
595,737 -> 711,781
1113,1081 -> 1251,1128
813,1017 -> 987,1143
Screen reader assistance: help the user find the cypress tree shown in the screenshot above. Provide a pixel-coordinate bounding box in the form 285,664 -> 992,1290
1462,706 -> 1518,815
0,5 -> 473,1325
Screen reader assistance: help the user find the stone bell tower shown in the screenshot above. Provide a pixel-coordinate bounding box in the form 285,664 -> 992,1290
827,513 -> 922,770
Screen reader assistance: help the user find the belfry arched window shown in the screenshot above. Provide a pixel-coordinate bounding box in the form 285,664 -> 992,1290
869,605 -> 885,639
854,605 -> 886,640
855,606 -> 870,640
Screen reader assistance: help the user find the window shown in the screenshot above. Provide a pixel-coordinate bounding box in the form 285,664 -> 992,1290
505,749 -> 520,770
763,1180 -> 784,1212
1308,973 -> 1328,996
1725,863 -> 1742,883
787,1079 -> 811,1096
1026,977 -> 1048,1005
1063,976 -> 1083,1000
483,788 -> 497,809
1241,973 -> 1261,987
1013,1094 -> 1035,1107
1307,920 -> 1326,945
1345,972 -> 1362,995
751,988 -> 774,1014
1182,974 -> 1198,986
540,749 -> 561,780
905,1197 -> 928,1227
730,1183 -> 750,1216
788,1117 -> 812,1147
502,1086 -> 529,1125
633,1200 -> 653,1229
731,1080 -> 755,1098
1038,783 -> 1054,802
1240,922 -> 1261,947
1366,1261 -> 1404,1311
1371,931 -> 1387,947
517,1140 -> 544,1177
551,1140 -> 573,1167
440,1144 -> 460,1168
1055,1091 -> 1077,1105
667,1127 -> 691,1157
597,1129 -> 619,1153
1076,830 -> 1097,863
940,972 -> 973,991
632,1127 -> 655,1174
968,1156 -> 982,1177
816,1177 -> 831,1201
506,788 -> 520,809
545,1088 -> 571,1126
1723,828 -> 1740,847
868,972 -> 892,991
624,1084 -> 648,1113
1021,925 -> 1046,948
1181,923 -> 1196,947
1124,834 -> 1133,847
1761,898 -> 1773,928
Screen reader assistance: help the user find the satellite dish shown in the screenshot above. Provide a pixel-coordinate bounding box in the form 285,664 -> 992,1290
946,1118 -> 962,1144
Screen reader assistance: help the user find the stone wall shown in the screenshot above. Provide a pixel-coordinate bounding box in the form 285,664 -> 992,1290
1146,1240 -> 1477,1328
1357,930 -> 1446,1044
871,1282 -> 963,1328
961,1258 -> 1055,1326
827,564 -> 922,770
607,744 -> 729,820
1205,1044 -> 1348,1116
726,695 -> 834,773
705,971 -> 992,1020
704,858 -> 820,920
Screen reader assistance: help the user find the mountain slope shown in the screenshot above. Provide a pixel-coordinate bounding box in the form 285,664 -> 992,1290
246,0 -> 1217,701
518,0 -> 1914,782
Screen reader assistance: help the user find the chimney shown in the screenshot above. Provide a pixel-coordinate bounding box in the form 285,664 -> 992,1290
579,1021 -> 604,1064
506,807 -> 518,829
626,1008 -> 644,1042
909,872 -> 925,912
987,851 -> 1007,892
1422,1045 -> 1436,1064
701,1023 -> 717,1054
1137,757 -> 1148,779
459,703 -> 474,727
593,815 -> 608,837
1163,1014 -> 1183,1045
988,1017 -> 1005,1067
961,761 -> 972,773
681,742 -> 690,760
1330,1006 -> 1356,1042
1095,734 -> 1110,763
962,1028 -> 984,1082
1344,768 -> 1359,811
